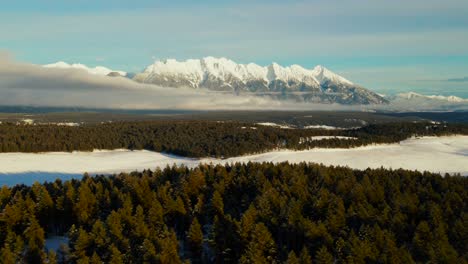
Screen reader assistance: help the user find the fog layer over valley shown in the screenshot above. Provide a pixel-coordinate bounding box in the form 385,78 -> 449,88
1,54 -> 467,111
0,55 -> 292,110
0,136 -> 466,186
0,54 -> 364,111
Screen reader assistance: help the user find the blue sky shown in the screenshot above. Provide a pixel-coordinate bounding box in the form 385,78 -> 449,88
1,0 -> 468,97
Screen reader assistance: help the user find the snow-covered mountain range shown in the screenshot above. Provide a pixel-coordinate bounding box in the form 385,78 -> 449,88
44,61 -> 127,77
133,57 -> 387,105
395,92 -> 468,103
378,92 -> 468,111
41,58 -> 468,109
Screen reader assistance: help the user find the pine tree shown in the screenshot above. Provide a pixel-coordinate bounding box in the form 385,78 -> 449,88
212,190 -> 224,215
160,231 -> 182,264
48,250 -> 58,264
0,245 -> 16,264
315,246 -> 333,264
239,205 -> 257,243
23,217 -> 46,263
76,256 -> 91,264
299,246 -> 313,263
74,228 -> 92,259
286,251 -> 300,264
240,223 -> 277,264
91,220 -> 108,256
90,252 -> 102,264
110,246 -> 124,264
412,221 -> 433,261
188,218 -> 203,255
142,239 -> 158,263
74,183 -> 97,224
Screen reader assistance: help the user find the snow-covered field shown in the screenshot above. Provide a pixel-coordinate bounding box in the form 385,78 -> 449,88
0,136 -> 466,186
218,136 -> 467,175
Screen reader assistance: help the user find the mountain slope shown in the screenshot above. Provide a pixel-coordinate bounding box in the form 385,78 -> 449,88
134,57 -> 387,105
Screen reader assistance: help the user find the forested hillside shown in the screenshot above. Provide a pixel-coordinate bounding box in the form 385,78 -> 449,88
0,121 -> 466,158
0,163 -> 466,263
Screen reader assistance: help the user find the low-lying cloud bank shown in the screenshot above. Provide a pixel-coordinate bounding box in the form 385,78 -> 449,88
0,54 -> 365,111
0,54 -> 467,111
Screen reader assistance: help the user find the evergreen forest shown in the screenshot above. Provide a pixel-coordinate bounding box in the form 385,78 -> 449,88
0,121 -> 466,158
0,163 -> 466,263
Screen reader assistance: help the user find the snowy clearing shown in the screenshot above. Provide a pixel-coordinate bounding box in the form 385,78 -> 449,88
0,136 -> 466,186
214,136 -> 467,176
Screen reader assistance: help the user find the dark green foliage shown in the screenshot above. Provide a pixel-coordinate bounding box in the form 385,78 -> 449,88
0,121 -> 466,158
0,163 -> 466,263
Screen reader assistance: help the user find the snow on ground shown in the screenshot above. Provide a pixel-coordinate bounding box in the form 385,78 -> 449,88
256,122 -> 293,129
0,149 -> 198,175
45,236 -> 69,252
54,122 -> 80,126
214,136 -> 468,175
21,119 -> 34,125
304,125 -> 344,130
0,136 -> 466,186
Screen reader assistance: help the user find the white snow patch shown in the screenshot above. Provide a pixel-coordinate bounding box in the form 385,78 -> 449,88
21,119 -> 34,125
256,122 -> 293,129
304,125 -> 344,130
54,122 -> 80,127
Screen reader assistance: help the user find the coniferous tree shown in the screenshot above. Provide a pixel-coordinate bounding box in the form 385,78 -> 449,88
315,246 -> 333,264
286,251 -> 300,264
109,246 -> 124,264
0,245 -> 15,264
188,218 -> 203,259
23,218 -> 46,263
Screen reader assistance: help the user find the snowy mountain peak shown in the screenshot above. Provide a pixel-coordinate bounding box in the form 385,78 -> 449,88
312,65 -> 353,85
134,57 -> 386,104
138,58 -> 359,87
44,61 -> 127,77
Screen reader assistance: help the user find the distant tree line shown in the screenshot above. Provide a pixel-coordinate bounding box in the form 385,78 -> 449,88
0,121 -> 466,158
0,163 -> 466,263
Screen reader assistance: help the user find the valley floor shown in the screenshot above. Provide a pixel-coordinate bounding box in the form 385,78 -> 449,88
0,136 -> 466,186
